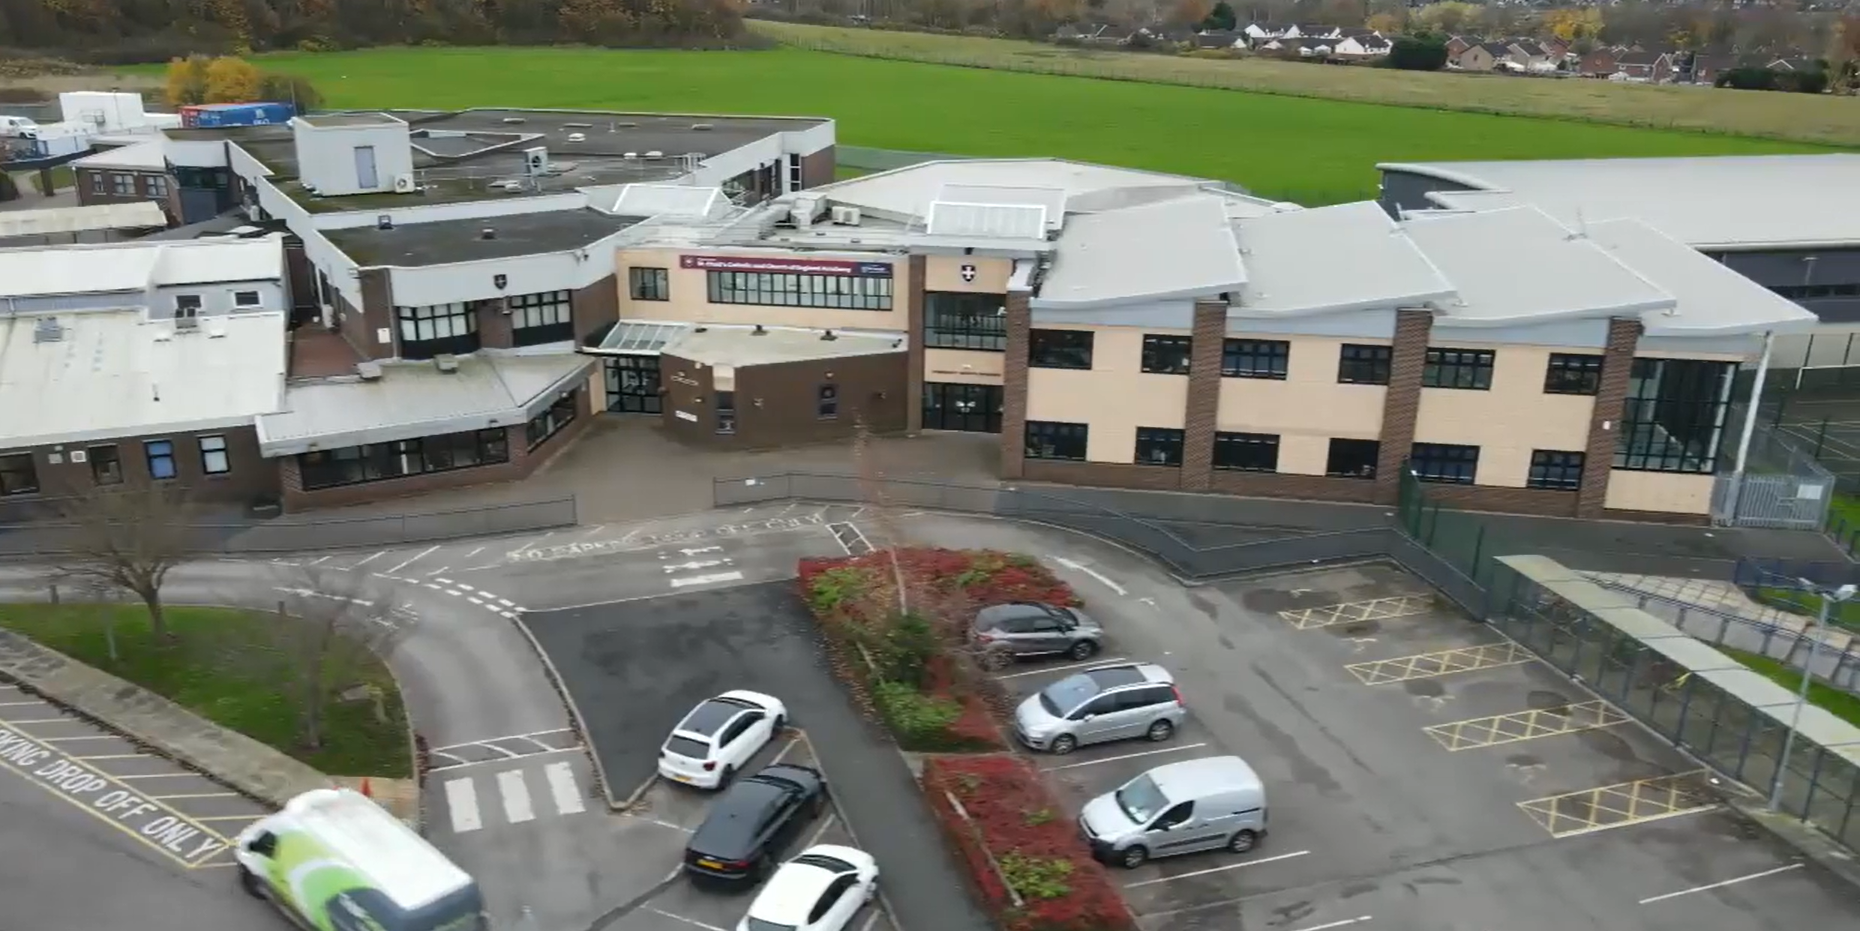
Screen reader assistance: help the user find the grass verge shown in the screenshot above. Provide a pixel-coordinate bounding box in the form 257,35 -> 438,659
0,603 -> 410,777
1720,646 -> 1860,728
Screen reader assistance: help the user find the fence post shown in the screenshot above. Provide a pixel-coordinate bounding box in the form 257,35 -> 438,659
1468,524 -> 1487,580
1815,417 -> 1830,458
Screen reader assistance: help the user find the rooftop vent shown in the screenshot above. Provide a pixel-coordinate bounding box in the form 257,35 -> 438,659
434,355 -> 460,373
821,329 -> 838,341
376,214 -> 393,230
479,227 -> 497,240
176,315 -> 199,332
31,317 -> 64,344
752,324 -> 767,336
356,361 -> 383,380
623,152 -> 638,160
206,320 -> 227,339
645,150 -> 663,159
563,122 -> 594,129
617,121 -> 638,128
567,132 -> 586,143
691,123 -> 714,131
501,117 -> 527,124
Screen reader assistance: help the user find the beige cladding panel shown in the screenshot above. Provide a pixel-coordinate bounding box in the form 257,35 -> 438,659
1603,470 -> 1714,515
586,368 -> 607,411
1026,328 -> 1187,463
1413,346 -> 1595,487
1215,337 -> 1386,443
614,247 -> 908,330
924,348 -> 1006,385
923,255 -> 1012,293
1275,435 -> 1335,476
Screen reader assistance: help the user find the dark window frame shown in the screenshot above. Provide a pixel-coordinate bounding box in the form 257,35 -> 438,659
197,434 -> 230,475
1028,329 -> 1094,370
1544,353 -> 1603,396
1140,335 -> 1193,375
1337,344 -> 1392,386
0,452 -> 39,497
715,390 -> 736,435
1527,450 -> 1586,491
509,290 -> 574,347
110,173 -> 134,196
705,270 -> 892,311
1135,427 -> 1186,467
817,384 -> 839,420
629,267 -> 671,302
89,172 -> 105,194
1025,421 -> 1088,461
297,428 -> 511,491
524,390 -> 579,451
395,302 -> 481,359
233,290 -> 262,308
144,440 -> 178,481
1221,339 -> 1289,380
921,382 -> 1002,433
87,445 -> 122,486
603,355 -> 662,414
1213,432 -> 1280,472
1614,357 -> 1736,474
1410,442 -> 1480,485
1326,438 -> 1380,479
1422,348 -> 1496,391
174,294 -> 202,317
922,292 -> 1007,351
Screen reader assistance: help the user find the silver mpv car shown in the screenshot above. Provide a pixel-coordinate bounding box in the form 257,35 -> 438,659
1012,662 -> 1185,755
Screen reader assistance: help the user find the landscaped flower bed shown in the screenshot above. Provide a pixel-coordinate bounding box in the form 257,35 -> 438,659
797,547 -> 1079,752
921,754 -> 1133,931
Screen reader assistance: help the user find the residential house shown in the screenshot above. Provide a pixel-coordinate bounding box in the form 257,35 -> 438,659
1243,22 -> 1293,44
1685,52 -> 1734,84
1453,42 -> 1509,71
1578,45 -> 1629,77
1615,49 -> 1675,83
1770,57 -> 1820,73
1537,37 -> 1569,60
72,140 -> 176,226
1445,35 -> 1473,58
1334,33 -> 1392,58
1193,30 -> 1245,49
1504,39 -> 1559,72
1289,24 -> 1344,41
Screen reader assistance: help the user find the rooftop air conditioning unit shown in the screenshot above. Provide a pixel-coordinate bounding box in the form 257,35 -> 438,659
830,206 -> 861,226
206,321 -> 227,339
567,132 -> 587,143
523,146 -> 549,175
392,175 -> 417,193
644,150 -> 663,159
175,315 -> 199,331
494,180 -> 525,193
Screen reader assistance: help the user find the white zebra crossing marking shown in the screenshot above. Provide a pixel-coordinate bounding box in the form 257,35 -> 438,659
546,762 -> 585,815
446,778 -> 482,833
498,770 -> 535,824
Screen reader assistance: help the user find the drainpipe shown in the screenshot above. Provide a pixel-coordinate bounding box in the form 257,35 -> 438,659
1726,330 -> 1775,520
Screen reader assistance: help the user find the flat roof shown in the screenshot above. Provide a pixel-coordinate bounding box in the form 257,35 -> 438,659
1231,201 -> 1455,317
72,138 -> 166,171
323,210 -> 644,267
1401,206 -> 1674,327
0,237 -> 283,297
662,324 -> 907,367
815,158 -> 1238,223
1584,219 -> 1818,337
296,112 -> 403,128
1035,194 -> 1246,310
0,201 -> 167,240
0,310 -> 286,448
1380,154 -> 1860,250
256,352 -> 592,455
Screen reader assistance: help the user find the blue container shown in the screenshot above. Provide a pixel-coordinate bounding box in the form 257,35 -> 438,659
189,102 -> 295,128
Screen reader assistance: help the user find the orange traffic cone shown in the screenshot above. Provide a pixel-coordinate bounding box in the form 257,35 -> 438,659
360,777 -> 373,798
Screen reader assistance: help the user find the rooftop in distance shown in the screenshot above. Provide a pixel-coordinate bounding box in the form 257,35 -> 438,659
323,210 -> 646,267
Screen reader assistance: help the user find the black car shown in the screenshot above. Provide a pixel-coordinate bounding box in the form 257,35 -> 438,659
683,763 -> 828,883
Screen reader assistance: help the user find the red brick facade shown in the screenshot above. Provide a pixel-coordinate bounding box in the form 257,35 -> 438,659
1373,309 -> 1434,505
1180,300 -> 1227,492
1579,317 -> 1643,518
998,290 -> 1033,480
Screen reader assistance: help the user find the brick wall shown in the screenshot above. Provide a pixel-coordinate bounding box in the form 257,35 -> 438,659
659,349 -> 909,449
572,274 -> 619,344
1023,460 -> 1187,491
478,298 -> 514,349
1208,471 -> 1379,503
800,147 -> 837,190
1423,483 -> 1580,517
998,290 -> 1032,479
906,255 -> 927,433
1373,308 -> 1434,504
74,168 -> 175,224
1181,300 -> 1226,492
1578,317 -> 1643,518
342,268 -> 396,360
21,425 -> 277,506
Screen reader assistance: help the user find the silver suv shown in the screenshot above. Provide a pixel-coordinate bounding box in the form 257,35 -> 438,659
971,602 -> 1103,666
1013,662 -> 1186,755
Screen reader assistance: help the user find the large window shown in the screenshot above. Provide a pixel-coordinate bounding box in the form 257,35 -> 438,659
1544,353 -> 1603,395
922,383 -> 1002,433
923,293 -> 1006,351
1029,329 -> 1093,370
396,303 -> 480,359
198,435 -> 230,475
604,356 -> 662,414
629,267 -> 670,302
1615,358 -> 1736,473
145,440 -> 177,480
525,390 -> 579,450
706,271 -> 892,310
1214,432 -> 1279,472
0,453 -> 37,497
88,446 -> 122,485
1025,421 -> 1088,461
1135,428 -> 1185,466
298,428 -> 510,491
1141,336 -> 1193,375
1771,283 -> 1860,300
509,291 -> 573,347
1528,450 -> 1586,490
1422,348 -> 1495,390
111,173 -> 133,196
1410,442 -> 1480,485
1326,438 -> 1379,479
1222,339 -> 1289,380
1337,344 -> 1392,385
145,175 -> 169,198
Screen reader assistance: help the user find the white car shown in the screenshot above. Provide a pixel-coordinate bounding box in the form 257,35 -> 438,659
737,845 -> 879,931
659,690 -> 788,790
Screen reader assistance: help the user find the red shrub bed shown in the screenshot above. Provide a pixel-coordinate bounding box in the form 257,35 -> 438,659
922,754 -> 1134,931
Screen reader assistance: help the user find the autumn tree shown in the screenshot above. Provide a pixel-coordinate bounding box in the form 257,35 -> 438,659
163,55 -> 212,107
1365,11 -> 1402,34
1169,0 -> 1211,28
203,55 -> 263,102
258,72 -> 323,110
1412,1 -> 1480,36
56,485 -> 204,643
1543,7 -> 1603,43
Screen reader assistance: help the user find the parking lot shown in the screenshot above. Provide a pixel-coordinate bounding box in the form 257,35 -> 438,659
995,560 -> 1859,931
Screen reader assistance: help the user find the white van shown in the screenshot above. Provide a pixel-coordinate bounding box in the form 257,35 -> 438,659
1078,755 -> 1267,869
0,116 -> 38,138
235,788 -> 485,931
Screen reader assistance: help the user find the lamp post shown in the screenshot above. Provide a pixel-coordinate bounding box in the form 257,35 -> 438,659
1770,580 -> 1856,811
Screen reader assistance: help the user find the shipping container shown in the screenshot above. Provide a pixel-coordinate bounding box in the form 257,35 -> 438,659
180,102 -> 294,129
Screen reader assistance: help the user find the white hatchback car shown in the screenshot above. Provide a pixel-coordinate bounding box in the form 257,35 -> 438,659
660,690 -> 788,789
737,845 -> 879,931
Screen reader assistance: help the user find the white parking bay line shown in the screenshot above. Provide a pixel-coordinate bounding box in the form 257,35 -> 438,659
386,545 -> 441,575
996,657 -> 1130,680
1043,743 -> 1209,771
545,761 -> 586,815
1123,850 -> 1312,888
445,778 -> 482,833
353,551 -> 388,566
1290,917 -> 1372,931
1638,864 -> 1805,905
645,907 -> 727,931
498,770 -> 536,824
670,571 -> 745,588
807,813 -> 839,846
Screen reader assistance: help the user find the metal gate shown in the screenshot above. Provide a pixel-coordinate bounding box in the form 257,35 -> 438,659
1713,473 -> 1834,529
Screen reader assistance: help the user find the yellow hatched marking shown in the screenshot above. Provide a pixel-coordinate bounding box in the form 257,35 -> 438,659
1424,700 -> 1631,751
1518,770 -> 1718,838
1279,594 -> 1432,630
1345,642 -> 1532,685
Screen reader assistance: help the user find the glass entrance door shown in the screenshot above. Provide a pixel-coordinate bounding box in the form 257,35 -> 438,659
604,356 -> 662,414
922,382 -> 1002,433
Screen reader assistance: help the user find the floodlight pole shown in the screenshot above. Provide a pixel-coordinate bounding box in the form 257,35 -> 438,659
1726,330 -> 1774,520
1769,581 -> 1847,811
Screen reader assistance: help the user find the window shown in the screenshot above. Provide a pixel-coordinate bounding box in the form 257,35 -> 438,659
1222,339 -> 1289,380
1025,421 -> 1088,461
786,153 -> 803,192
0,453 -> 38,497
1029,329 -> 1093,370
817,384 -> 839,420
1544,353 -> 1603,395
174,294 -> 201,318
197,435 -> 230,475
89,172 -> 105,194
144,440 -> 177,480
715,391 -> 736,435
233,290 -> 262,308
395,303 -> 480,359
706,270 -> 892,310
1337,344 -> 1392,385
922,383 -> 1002,433
629,267 -> 670,302
1140,335 -> 1193,375
509,290 -> 573,347
1213,432 -> 1279,472
111,173 -> 133,196
1410,442 -> 1479,485
1422,348 -> 1495,390
1528,450 -> 1585,490
1770,283 -> 1860,300
88,446 -> 122,485
923,292 -> 1006,351
604,356 -> 662,414
1615,357 -> 1736,473
1326,438 -> 1379,479
525,390 -> 579,450
1135,427 -> 1185,466
297,428 -> 510,491
145,175 -> 169,198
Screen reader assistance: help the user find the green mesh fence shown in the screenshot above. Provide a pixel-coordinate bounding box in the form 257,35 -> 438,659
1396,465 -> 1498,590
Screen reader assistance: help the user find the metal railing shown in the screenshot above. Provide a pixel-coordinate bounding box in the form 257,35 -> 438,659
0,497 -> 579,557
1589,577 -> 1860,690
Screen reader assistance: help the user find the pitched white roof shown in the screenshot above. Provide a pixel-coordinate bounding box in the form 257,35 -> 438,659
934,183 -> 1068,231
0,201 -> 168,240
816,158 -> 1229,222
0,236 -> 284,298
72,138 -> 168,171
0,310 -> 287,448
1232,201 -> 1455,316
609,183 -> 724,219
1036,195 -> 1246,309
1584,219 -> 1818,336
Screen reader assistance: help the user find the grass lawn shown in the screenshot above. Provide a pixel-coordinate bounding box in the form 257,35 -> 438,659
0,604 -> 410,777
1720,646 -> 1860,729
1756,586 -> 1860,633
118,45 -> 1830,205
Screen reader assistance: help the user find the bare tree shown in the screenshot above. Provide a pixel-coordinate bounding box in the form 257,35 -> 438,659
56,485 -> 203,643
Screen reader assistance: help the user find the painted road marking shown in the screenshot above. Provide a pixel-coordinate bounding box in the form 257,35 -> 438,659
1123,850 -> 1311,888
1345,642 -> 1533,685
645,907 -> 728,931
499,770 -> 535,824
996,657 -> 1131,680
545,761 -> 586,815
514,515 -> 826,564
353,551 -> 387,566
807,813 -> 840,847
663,559 -> 730,573
1290,918 -> 1372,931
37,735 -> 119,742
1280,595 -> 1430,631
1638,864 -> 1805,904
1518,770 -> 1717,838
1424,700 -> 1630,751
1054,557 -> 1127,596
671,571 -> 746,588
385,545 -> 441,575
0,723 -> 232,867
1042,743 -> 1209,772
148,793 -> 239,801
445,778 -> 482,833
